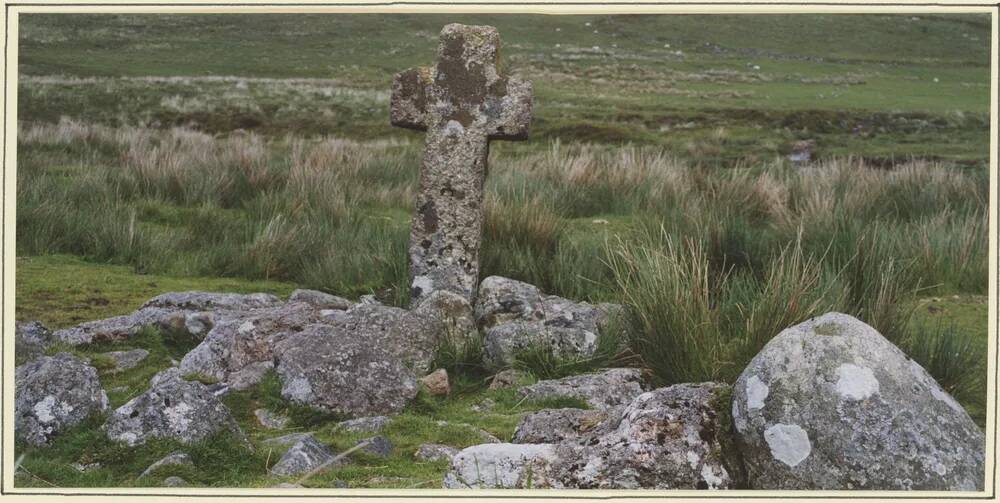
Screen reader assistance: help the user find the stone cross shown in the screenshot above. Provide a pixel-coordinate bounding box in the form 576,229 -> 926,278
391,23 -> 533,306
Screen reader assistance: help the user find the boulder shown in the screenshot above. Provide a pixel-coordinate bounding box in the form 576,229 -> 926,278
104,373 -> 245,447
517,368 -> 648,411
474,276 -> 622,368
101,349 -> 149,372
732,312 -> 985,490
53,292 -> 282,345
15,321 -> 54,361
273,324 -> 419,417
269,435 -> 340,477
226,361 -> 275,392
512,408 -> 608,444
443,443 -> 557,489
542,383 -> 741,489
335,416 -> 391,433
288,289 -> 353,310
415,443 -> 460,462
179,302 -> 328,383
15,353 -> 109,446
420,369 -> 450,396
141,291 -> 281,312
139,451 -> 193,478
412,290 -> 477,341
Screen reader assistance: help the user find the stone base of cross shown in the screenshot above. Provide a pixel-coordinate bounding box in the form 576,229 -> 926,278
391,24 -> 533,306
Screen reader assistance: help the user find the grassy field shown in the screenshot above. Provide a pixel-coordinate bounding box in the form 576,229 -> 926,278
14,13 -> 992,489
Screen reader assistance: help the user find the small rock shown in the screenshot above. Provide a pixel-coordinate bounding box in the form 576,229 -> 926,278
489,369 -> 526,390
335,416 -> 391,433
420,368 -> 450,396
254,409 -> 290,430
359,436 -> 393,458
101,349 -> 150,372
139,451 -> 193,478
517,368 -> 648,411
162,476 -> 188,487
332,480 -> 348,488
271,482 -> 304,488
512,408 -> 607,444
288,289 -> 353,310
415,443 -> 460,462
269,435 -> 340,477
15,353 -> 109,446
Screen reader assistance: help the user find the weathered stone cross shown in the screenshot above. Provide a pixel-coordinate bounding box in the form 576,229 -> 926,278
391,23 -> 533,306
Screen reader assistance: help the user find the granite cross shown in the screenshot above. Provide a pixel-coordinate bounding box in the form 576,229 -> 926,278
391,23 -> 533,306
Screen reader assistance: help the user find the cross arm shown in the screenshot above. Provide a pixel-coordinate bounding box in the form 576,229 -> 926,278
390,66 -> 433,131
485,76 -> 533,141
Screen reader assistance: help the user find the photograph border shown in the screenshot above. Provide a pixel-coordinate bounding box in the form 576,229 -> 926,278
1,1 -> 996,500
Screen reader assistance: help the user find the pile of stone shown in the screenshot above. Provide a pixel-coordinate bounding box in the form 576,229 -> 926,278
442,313 -> 986,491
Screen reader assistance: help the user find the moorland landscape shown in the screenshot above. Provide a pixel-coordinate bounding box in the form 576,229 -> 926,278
12,13 -> 992,490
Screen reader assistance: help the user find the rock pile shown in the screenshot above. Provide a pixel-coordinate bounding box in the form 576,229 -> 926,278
14,282 -> 985,492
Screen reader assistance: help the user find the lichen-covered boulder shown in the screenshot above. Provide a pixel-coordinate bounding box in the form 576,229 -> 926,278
475,276 -> 546,327
15,353 -> 109,446
334,303 -> 445,374
15,321 -> 54,361
288,289 -> 353,310
269,434 -> 340,477
512,408 -> 608,444
54,291 -> 282,345
443,443 -> 557,489
178,302 -> 328,383
517,368 -> 648,411
474,276 -> 622,369
273,324 -> 419,417
543,383 -> 741,489
732,312 -> 985,490
412,289 -> 477,342
104,373 -> 244,447
141,291 -> 281,311
484,322 -> 604,370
